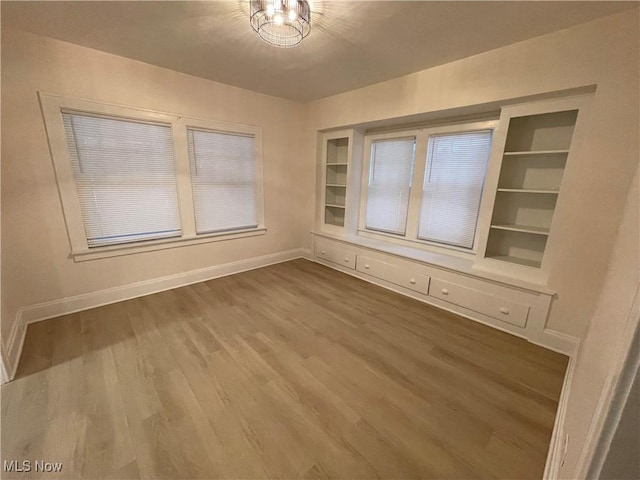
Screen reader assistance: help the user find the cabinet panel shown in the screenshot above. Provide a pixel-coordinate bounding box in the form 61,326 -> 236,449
356,255 -> 430,294
316,241 -> 356,270
428,278 -> 530,328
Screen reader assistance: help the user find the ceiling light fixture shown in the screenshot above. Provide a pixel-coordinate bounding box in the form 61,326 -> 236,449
250,0 -> 311,48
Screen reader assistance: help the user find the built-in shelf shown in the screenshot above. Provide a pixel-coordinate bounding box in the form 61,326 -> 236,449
325,205 -> 345,227
497,188 -> 559,194
324,136 -> 351,228
503,149 -> 570,156
490,224 -> 550,235
485,107 -> 578,269
487,255 -> 542,269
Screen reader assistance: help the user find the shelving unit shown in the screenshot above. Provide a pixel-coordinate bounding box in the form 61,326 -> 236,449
317,129 -> 363,234
323,136 -> 349,228
485,109 -> 578,269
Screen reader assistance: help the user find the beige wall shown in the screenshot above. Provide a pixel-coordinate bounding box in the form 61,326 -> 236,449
303,9 -> 640,338
1,28 -> 308,348
560,168 -> 639,478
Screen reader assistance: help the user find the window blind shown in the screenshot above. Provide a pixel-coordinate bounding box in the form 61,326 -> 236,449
418,130 -> 492,248
62,113 -> 181,247
187,129 -> 258,234
365,137 -> 416,235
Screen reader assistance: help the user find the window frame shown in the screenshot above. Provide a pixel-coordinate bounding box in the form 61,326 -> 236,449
358,120 -> 497,257
40,92 -> 265,261
362,134 -> 418,236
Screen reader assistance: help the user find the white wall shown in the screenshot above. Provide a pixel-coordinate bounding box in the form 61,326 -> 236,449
0,29 -> 308,360
560,168 -> 639,478
303,9 -> 639,338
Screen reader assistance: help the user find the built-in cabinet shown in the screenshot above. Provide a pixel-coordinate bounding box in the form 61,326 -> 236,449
485,109 -> 577,268
313,234 -> 556,349
312,95 -> 589,354
476,96 -> 587,278
324,136 -> 349,227
320,129 -> 364,232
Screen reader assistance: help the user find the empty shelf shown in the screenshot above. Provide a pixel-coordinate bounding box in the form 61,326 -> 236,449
488,255 -> 542,268
490,224 -> 550,235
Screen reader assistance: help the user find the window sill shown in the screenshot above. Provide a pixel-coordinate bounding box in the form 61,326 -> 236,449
357,229 -> 476,260
71,227 -> 267,262
312,230 -> 555,295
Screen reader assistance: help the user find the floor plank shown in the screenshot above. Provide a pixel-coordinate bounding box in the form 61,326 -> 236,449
1,259 -> 568,479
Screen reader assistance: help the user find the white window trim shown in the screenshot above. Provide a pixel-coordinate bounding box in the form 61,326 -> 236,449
181,117 -> 265,235
359,120 -> 498,258
39,92 -> 266,261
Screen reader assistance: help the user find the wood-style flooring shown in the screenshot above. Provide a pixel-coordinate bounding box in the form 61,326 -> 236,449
1,259 -> 568,479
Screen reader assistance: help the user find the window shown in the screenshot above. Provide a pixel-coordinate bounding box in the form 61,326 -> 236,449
360,121 -> 495,252
418,130 -> 492,248
62,113 -> 182,247
188,129 -> 258,234
40,93 -> 265,260
365,137 -> 416,235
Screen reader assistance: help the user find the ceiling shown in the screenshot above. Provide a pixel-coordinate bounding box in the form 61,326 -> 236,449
2,1 -> 636,102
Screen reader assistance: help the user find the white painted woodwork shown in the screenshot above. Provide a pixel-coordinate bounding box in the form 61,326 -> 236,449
356,255 -> 430,294
475,95 -> 591,281
315,239 -> 357,270
428,278 -> 530,328
319,129 -> 364,233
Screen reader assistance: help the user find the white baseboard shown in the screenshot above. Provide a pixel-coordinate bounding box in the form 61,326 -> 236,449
534,329 -> 580,357
4,248 -> 310,381
543,352 -> 578,479
0,344 -> 9,385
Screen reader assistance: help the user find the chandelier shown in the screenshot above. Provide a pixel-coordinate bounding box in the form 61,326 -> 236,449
250,0 -> 311,48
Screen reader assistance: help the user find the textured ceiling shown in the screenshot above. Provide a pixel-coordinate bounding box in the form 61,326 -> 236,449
2,1 -> 636,102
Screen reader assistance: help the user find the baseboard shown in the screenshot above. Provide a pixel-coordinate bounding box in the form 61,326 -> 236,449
4,248 -> 310,381
534,329 -> 580,357
543,352 -> 578,479
0,343 -> 10,385
5,317 -> 27,382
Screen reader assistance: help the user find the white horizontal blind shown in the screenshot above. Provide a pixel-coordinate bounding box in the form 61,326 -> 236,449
187,129 -> 258,234
365,137 -> 416,235
62,113 -> 181,247
419,130 -> 492,248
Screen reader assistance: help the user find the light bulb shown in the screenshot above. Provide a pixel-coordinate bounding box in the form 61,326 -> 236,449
274,13 -> 283,25
266,4 -> 275,16
288,9 -> 298,21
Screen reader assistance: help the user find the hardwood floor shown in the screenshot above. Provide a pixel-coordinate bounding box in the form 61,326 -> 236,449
1,259 -> 568,479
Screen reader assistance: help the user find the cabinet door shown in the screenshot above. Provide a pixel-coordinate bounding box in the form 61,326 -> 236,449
356,255 -> 430,294
428,278 -> 530,328
315,240 -> 356,270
